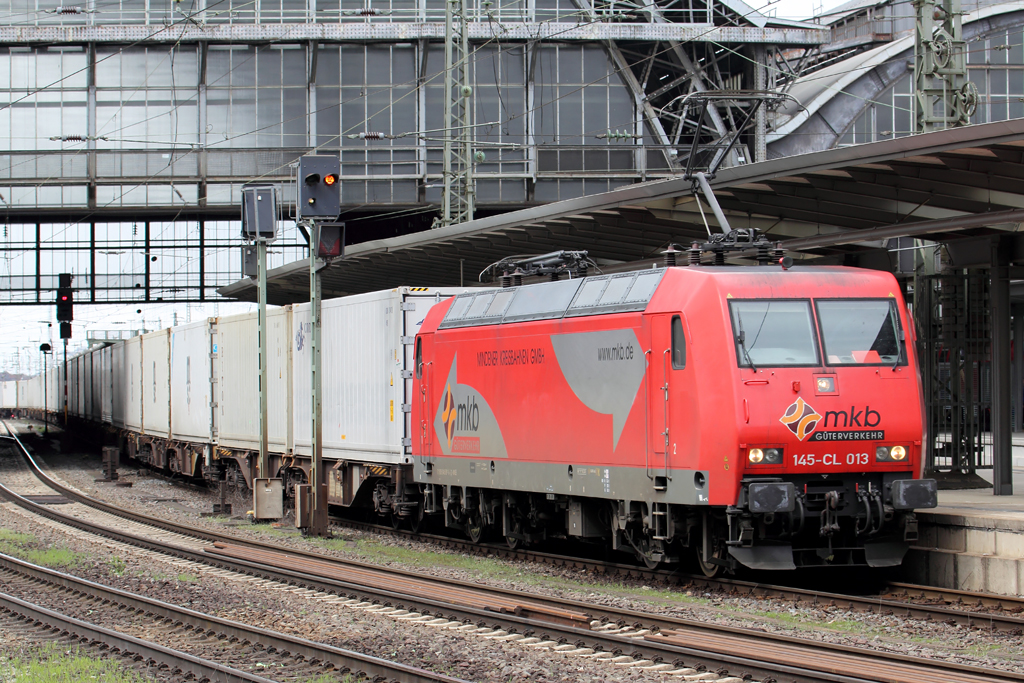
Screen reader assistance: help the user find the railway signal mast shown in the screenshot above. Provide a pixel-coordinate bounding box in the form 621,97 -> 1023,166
55,273 -> 72,425
297,154 -> 342,537
242,184 -> 282,522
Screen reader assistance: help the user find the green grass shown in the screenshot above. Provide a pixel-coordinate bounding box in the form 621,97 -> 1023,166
177,573 -> 199,583
6,643 -> 149,682
0,529 -> 85,569
108,556 -> 127,576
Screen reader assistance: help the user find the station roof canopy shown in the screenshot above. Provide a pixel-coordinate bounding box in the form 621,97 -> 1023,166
220,118 -> 1024,306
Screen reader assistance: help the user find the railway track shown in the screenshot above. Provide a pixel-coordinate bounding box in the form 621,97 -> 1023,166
2,421 -> 1022,683
0,589 -> 280,683
331,516 -> 1024,634
0,550 -> 467,683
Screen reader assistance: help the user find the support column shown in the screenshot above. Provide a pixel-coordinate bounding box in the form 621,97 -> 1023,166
753,46 -> 768,164
1013,304 -> 1024,432
991,238 -> 1013,495
257,238 -> 269,481
309,240 -> 328,536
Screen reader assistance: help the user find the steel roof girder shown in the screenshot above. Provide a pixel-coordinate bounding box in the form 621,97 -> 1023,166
720,193 -> 915,229
822,173 -> 1024,213
772,177 -> 1010,216
727,183 -> 973,223
0,23 -> 828,44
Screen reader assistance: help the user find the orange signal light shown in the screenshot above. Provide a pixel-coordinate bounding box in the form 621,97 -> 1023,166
324,173 -> 337,186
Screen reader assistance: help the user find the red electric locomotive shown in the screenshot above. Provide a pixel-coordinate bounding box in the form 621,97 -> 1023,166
410,251 -> 937,573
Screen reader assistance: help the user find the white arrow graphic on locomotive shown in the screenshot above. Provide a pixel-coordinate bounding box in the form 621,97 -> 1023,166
433,354 -> 508,458
550,329 -> 646,450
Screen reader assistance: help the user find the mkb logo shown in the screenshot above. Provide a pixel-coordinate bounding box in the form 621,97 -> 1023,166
441,383 -> 457,449
780,397 -> 822,441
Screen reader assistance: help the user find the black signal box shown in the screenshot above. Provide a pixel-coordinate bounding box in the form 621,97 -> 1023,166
56,272 -> 73,322
59,322 -> 71,339
297,155 -> 341,220
241,184 -> 277,240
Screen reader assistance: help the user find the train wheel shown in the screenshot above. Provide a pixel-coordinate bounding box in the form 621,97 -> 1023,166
639,550 -> 660,570
505,517 -> 522,550
409,504 -> 425,533
467,512 -> 485,543
696,530 -> 726,577
390,512 -> 402,530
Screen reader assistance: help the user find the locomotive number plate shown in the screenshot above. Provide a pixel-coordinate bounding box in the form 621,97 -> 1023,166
792,452 -> 870,467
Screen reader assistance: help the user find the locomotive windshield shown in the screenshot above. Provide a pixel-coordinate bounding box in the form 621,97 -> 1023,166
817,299 -> 905,366
729,300 -> 819,367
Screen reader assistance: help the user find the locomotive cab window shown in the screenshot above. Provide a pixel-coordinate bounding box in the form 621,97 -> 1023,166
415,337 -> 423,379
671,315 -> 686,369
729,300 -> 819,367
816,299 -> 906,366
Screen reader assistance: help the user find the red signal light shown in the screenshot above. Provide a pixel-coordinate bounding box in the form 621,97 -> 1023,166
323,173 -> 337,186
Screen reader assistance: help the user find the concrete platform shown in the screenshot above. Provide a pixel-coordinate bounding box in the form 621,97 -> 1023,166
905,466 -> 1024,596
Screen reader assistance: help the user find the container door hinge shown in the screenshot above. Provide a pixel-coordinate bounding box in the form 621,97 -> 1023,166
400,336 -> 415,345
400,302 -> 416,311
402,437 -> 412,447
400,403 -> 412,413
401,370 -> 413,379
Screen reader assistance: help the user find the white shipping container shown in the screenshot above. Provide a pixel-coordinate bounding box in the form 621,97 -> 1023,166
124,336 -> 142,432
70,357 -> 81,417
141,330 -> 171,438
81,352 -> 91,419
1,380 -> 16,408
170,320 -> 214,443
111,342 -> 125,427
48,368 -> 60,414
90,350 -> 103,421
291,287 -> 466,464
216,307 -> 291,451
100,345 -> 113,423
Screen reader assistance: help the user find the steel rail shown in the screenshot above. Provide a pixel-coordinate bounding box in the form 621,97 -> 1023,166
0,551 -> 467,683
2,422 -> 1021,683
332,516 -> 1024,634
14,418 -> 1021,634
0,591 -> 280,683
883,581 -> 1024,612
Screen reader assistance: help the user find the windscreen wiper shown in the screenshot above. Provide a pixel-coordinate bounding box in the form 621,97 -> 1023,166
892,328 -> 904,371
736,311 -> 757,373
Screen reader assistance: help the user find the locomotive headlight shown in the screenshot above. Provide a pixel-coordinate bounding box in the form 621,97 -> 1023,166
890,445 -> 907,461
764,448 -> 783,464
816,377 -> 834,393
876,446 -> 891,461
748,448 -> 764,464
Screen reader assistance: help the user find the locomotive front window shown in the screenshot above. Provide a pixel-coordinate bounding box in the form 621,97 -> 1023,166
817,300 -> 905,366
729,300 -> 818,367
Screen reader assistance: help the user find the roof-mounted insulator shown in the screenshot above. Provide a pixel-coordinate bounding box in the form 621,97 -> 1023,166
662,244 -> 679,268
513,268 -> 524,287
756,241 -> 771,266
689,242 -> 701,266
500,271 -> 511,288
774,243 -> 785,264
713,248 -> 726,266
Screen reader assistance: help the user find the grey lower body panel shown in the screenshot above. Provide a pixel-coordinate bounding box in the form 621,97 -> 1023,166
414,456 -> 709,506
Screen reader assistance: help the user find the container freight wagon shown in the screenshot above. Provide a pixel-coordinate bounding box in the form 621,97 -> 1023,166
0,287 -> 469,515
287,288 -> 467,507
